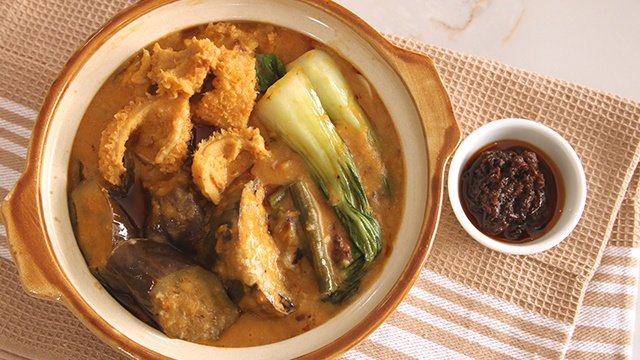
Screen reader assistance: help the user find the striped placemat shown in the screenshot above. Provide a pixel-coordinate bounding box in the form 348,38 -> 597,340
1,1 -> 639,359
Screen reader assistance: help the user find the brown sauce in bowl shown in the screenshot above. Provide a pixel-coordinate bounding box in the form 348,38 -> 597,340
460,140 -> 564,243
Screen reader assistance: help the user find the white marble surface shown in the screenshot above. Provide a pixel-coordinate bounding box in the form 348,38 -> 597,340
332,0 -> 640,357
335,0 -> 640,102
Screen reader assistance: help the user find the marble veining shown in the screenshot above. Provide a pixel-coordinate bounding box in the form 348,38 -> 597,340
334,0 -> 640,356
334,0 -> 640,102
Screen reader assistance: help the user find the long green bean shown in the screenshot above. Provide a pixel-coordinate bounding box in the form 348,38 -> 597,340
289,181 -> 339,298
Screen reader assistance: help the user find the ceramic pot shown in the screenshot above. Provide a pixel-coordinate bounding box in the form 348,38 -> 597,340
2,1 -> 459,358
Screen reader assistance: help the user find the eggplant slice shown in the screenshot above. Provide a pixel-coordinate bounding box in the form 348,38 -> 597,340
145,171 -> 217,267
70,179 -> 138,273
214,179 -> 294,317
102,239 -> 238,343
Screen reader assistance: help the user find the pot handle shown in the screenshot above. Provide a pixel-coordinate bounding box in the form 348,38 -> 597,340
2,171 -> 63,301
380,45 -> 461,244
384,46 -> 461,174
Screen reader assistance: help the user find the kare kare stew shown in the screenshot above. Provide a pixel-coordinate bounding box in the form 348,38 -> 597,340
68,22 -> 405,347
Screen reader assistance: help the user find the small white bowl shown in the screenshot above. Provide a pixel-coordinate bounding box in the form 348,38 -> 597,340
447,118 -> 587,255
1,0 -> 460,358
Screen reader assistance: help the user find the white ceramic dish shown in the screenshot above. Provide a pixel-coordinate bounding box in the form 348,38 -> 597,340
2,0 -> 459,359
448,118 -> 586,255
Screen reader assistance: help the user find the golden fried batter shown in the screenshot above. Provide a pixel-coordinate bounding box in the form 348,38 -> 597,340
149,37 -> 221,98
98,94 -> 192,186
215,180 -> 293,316
191,127 -> 268,205
193,48 -> 257,129
120,49 -> 152,86
99,32 -> 260,186
131,95 -> 192,170
198,22 -> 277,53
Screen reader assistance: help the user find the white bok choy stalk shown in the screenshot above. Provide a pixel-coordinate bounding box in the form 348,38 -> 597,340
287,49 -> 390,194
255,67 -> 381,303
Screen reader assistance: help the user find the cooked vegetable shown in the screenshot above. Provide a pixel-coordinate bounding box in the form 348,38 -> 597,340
99,279 -> 157,328
213,179 -> 294,316
108,155 -> 147,231
289,181 -> 338,298
102,239 -> 238,343
255,53 -> 287,93
145,171 -> 217,267
288,49 -> 390,193
255,67 -> 382,302
70,179 -> 138,272
268,185 -> 289,209
267,185 -> 306,270
70,21 -> 406,346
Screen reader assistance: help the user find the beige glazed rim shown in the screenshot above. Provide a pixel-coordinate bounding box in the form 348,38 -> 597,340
1,0 -> 460,359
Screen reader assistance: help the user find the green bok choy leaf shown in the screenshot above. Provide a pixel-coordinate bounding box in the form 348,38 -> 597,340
287,49 -> 390,194
255,67 -> 382,303
255,54 -> 287,93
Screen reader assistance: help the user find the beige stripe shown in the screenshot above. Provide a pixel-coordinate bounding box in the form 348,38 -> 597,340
0,148 -> 25,173
0,187 -> 8,201
0,126 -> 29,147
599,255 -> 638,268
609,239 -> 638,249
0,107 -> 34,131
355,338 -> 407,359
565,350 -> 627,360
414,276 -> 568,343
582,292 -> 635,308
0,255 -> 11,266
404,294 -> 561,359
571,326 -> 631,346
591,272 -> 637,286
0,347 -> 31,360
386,310 -> 515,359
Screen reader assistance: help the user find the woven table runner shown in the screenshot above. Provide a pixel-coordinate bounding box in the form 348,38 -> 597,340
1,1 -> 639,359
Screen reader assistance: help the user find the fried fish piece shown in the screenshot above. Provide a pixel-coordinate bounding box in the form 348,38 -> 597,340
98,94 -> 192,186
191,127 -> 268,205
214,179 -> 294,316
193,48 -> 257,129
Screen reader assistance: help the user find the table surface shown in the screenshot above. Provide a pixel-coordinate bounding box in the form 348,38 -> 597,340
332,0 -> 640,357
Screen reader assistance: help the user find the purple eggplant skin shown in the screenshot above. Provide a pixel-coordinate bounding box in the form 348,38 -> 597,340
101,239 -> 238,343
102,239 -> 193,312
108,153 -> 148,231
69,179 -> 139,273
145,172 -> 217,268
95,274 -> 158,329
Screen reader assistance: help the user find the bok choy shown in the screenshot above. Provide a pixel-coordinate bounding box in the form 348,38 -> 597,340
255,67 -> 382,302
255,54 -> 287,93
288,49 -> 390,193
